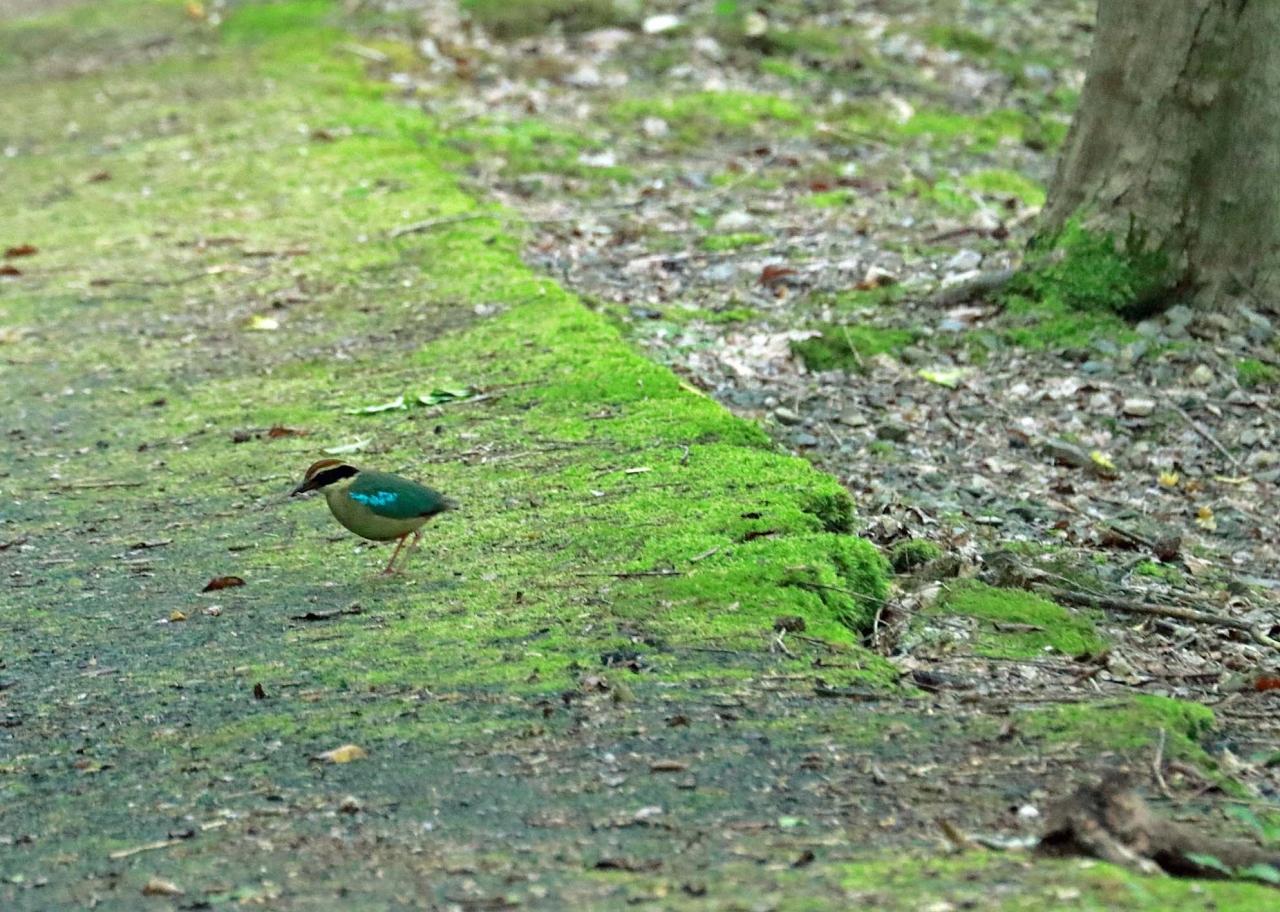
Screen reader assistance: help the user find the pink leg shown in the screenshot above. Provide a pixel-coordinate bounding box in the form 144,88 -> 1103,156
398,530 -> 423,572
381,534 -> 409,575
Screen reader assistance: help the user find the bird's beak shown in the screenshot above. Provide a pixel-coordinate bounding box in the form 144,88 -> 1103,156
290,479 -> 315,497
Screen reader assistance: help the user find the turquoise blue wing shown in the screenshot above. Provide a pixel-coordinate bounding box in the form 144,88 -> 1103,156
347,471 -> 451,520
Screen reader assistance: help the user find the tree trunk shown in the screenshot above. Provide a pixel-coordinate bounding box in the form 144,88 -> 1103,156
1042,0 -> 1280,314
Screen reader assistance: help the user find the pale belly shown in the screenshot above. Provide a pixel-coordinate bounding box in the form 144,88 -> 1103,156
325,489 -> 428,541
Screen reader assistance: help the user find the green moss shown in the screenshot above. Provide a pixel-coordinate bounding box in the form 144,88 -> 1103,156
889,107 -> 1065,153
702,231 -> 770,252
449,118 -> 632,185
890,539 -> 942,573
803,489 -> 857,534
461,0 -> 624,39
791,325 -> 918,371
935,582 -> 1105,658
840,850 -> 1274,911
999,293 -> 1139,350
961,168 -> 1046,208
609,91 -> 807,144
1134,560 -> 1184,584
1010,218 -> 1175,319
804,188 -> 858,207
1020,695 -> 1215,763
923,24 -> 997,58
759,57 -> 814,84
900,176 -> 979,215
1236,358 -> 1279,388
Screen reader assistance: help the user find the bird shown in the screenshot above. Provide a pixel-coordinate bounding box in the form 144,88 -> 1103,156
291,459 -> 456,575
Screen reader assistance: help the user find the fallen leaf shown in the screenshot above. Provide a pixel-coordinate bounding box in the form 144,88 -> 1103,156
1255,676 -> 1280,692
202,576 -> 245,592
857,265 -> 897,290
1089,450 -> 1117,477
323,437 -> 372,455
649,759 -> 688,772
417,386 -> 473,406
758,264 -> 796,286
0,327 -> 27,343
348,395 -> 406,414
87,170 -> 111,183
0,265 -> 21,276
185,2 -> 206,21
314,743 -> 368,764
917,367 -> 966,388
142,877 -> 184,897
245,314 -> 279,331
1158,470 -> 1180,488
168,610 -> 187,622
253,682 -> 267,699
3,244 -> 37,258
266,425 -> 307,438
1195,505 -> 1216,532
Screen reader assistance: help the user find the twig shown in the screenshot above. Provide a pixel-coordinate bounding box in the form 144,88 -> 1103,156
936,818 -> 978,852
59,480 -> 145,490
290,603 -> 364,622
791,581 -> 889,606
108,838 -> 184,860
1043,585 -> 1280,651
1166,401 -> 1242,467
1151,727 -> 1174,800
929,268 -> 1016,307
0,536 -> 28,551
389,212 -> 503,239
574,569 -> 682,579
339,43 -> 390,63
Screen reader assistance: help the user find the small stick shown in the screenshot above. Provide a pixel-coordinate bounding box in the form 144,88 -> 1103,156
108,838 -> 183,860
1043,586 -> 1279,651
60,480 -> 145,490
389,212 -> 502,239
1166,401 -> 1242,467
574,569 -> 681,579
1152,728 -> 1173,800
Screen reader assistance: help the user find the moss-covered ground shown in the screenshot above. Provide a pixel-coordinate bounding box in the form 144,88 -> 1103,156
0,2 -> 1271,909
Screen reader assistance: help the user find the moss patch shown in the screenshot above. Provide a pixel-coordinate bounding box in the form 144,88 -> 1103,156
1019,695 -> 1215,763
461,0 -> 625,39
935,582 -> 1105,658
609,90 -> 807,144
1236,357 -> 1279,388
962,168 -> 1046,208
890,539 -> 942,573
791,324 -> 919,371
701,231 -> 770,252
1010,219 -> 1176,319
840,850 -> 1273,911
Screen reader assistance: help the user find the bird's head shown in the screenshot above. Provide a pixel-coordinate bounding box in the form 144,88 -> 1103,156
291,459 -> 359,496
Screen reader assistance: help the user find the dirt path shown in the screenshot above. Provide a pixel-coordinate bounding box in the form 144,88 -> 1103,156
0,2 -> 1275,909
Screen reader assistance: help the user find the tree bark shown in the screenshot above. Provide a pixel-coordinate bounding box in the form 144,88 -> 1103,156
1042,0 -> 1280,313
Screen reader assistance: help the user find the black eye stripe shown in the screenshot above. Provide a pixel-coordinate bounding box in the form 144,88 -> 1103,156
313,465 -> 358,487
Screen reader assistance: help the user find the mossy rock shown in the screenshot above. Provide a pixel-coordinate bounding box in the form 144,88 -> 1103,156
934,582 -> 1106,658
890,538 -> 942,573
791,324 -> 918,371
1019,695 -> 1215,763
1010,218 -> 1176,319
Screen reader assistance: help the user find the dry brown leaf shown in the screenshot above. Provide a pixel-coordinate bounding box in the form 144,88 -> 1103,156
314,744 -> 368,764
3,244 -> 37,258
142,877 -> 184,896
201,576 -> 245,592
